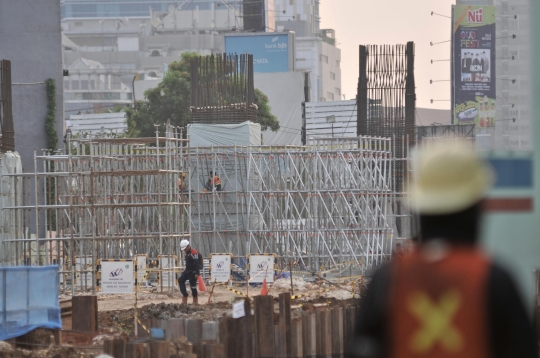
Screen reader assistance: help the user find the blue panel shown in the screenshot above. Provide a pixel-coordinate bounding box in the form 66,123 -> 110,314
0,266 -> 61,341
488,158 -> 533,188
225,35 -> 290,73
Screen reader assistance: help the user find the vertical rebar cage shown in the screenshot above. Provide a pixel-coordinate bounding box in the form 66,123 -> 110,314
190,53 -> 257,125
357,42 -> 416,192
0,59 -> 14,153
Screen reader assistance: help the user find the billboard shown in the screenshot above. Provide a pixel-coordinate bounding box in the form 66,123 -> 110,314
101,261 -> 134,294
225,33 -> 291,73
453,5 -> 496,128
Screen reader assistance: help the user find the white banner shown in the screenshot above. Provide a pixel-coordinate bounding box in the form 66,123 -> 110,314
101,261 -> 134,294
210,254 -> 231,283
75,256 -> 93,288
136,255 -> 147,283
248,255 -> 275,283
160,256 -> 177,287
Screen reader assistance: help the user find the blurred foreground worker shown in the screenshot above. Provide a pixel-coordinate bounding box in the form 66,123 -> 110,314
178,239 -> 200,305
349,141 -> 537,358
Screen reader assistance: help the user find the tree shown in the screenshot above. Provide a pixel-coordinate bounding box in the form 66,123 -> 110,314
254,89 -> 279,132
126,52 -> 279,137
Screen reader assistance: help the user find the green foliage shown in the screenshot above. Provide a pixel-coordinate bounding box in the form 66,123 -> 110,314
254,89 -> 280,132
126,52 -> 279,137
45,78 -> 58,151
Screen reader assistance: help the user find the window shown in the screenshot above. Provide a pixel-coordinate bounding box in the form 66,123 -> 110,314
336,60 -> 340,68
335,88 -> 341,96
150,50 -> 161,57
330,72 -> 335,80
327,92 -> 334,100
320,55 -> 328,63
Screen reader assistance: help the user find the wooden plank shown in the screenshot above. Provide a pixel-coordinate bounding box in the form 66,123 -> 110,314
219,316 -> 235,358
104,338 -> 126,358
72,295 -> 98,333
235,298 -> 253,358
302,313 -> 316,358
291,318 -> 303,358
316,310 -> 332,358
150,341 -> 171,358
125,342 -> 147,358
202,321 -> 219,341
186,318 -> 203,344
253,295 -> 275,358
279,292 -> 292,357
204,343 -> 225,358
331,307 -> 344,356
274,325 -> 284,358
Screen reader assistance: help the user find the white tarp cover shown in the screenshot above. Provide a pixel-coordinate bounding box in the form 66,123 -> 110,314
254,72 -> 304,145
188,121 -> 261,147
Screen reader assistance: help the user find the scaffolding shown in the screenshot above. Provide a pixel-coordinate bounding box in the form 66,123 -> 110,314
190,136 -> 403,272
0,124 -> 190,292
0,130 -> 409,285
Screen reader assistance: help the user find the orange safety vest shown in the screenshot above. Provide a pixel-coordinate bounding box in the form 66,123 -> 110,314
389,247 -> 490,358
211,175 -> 221,186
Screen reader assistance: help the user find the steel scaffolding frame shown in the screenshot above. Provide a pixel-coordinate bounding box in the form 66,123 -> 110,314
1,131 -> 408,284
0,124 -> 190,293
190,136 -> 402,272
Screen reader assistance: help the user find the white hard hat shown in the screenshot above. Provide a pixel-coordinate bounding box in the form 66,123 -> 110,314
408,139 -> 493,215
180,239 -> 190,250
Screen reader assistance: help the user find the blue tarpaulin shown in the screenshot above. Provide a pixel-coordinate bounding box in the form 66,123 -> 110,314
0,265 -> 61,340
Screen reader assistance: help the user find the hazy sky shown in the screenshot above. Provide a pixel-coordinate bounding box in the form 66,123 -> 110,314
319,0 -> 455,110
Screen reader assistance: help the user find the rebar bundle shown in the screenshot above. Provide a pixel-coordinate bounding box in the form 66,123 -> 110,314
0,60 -> 14,152
190,53 -> 257,125
357,42 -> 415,192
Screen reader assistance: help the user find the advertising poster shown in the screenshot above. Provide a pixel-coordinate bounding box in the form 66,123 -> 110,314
248,255 -> 275,283
159,255 -> 177,287
101,261 -> 134,294
225,34 -> 289,73
210,254 -> 232,283
453,5 -> 496,128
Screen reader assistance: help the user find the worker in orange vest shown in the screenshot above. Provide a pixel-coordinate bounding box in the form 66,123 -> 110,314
349,141 -> 537,358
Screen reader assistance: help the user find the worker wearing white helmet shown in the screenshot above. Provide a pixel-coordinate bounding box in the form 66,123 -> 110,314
178,239 -> 200,305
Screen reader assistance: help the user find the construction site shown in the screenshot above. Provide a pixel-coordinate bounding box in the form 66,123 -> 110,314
0,47 -> 418,357
5,37 -> 537,358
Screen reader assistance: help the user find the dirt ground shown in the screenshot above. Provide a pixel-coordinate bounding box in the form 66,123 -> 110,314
1,277 -> 363,357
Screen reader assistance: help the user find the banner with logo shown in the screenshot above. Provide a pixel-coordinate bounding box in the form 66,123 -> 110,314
101,261 -> 134,294
225,33 -> 290,73
248,254 -> 275,283
453,5 -> 496,128
210,254 -> 232,283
